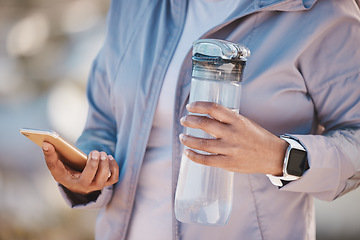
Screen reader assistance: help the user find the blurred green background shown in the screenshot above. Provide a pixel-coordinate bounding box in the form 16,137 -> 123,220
0,0 -> 359,239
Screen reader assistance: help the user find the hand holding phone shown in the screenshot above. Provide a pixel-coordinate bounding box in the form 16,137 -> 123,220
20,128 -> 119,194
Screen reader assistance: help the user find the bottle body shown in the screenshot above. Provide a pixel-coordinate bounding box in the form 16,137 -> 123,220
174,77 -> 241,225
174,39 -> 249,226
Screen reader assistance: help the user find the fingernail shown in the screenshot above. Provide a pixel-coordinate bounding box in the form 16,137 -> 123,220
42,142 -> 49,151
180,116 -> 186,123
184,149 -> 190,156
92,151 -> 99,160
108,155 -> 114,161
186,104 -> 191,110
179,133 -> 185,141
101,153 -> 107,161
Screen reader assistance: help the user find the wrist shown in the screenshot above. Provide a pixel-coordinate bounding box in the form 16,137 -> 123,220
269,137 -> 289,176
60,184 -> 101,206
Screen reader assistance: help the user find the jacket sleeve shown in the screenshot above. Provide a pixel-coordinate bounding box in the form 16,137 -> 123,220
59,46 -> 117,209
58,185 -> 114,209
282,73 -> 360,201
76,49 -> 117,157
281,6 -> 360,201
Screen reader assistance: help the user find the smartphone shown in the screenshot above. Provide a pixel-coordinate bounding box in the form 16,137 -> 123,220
19,128 -> 87,171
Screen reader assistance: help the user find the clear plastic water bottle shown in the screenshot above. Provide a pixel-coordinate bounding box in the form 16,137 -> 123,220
175,39 -> 250,226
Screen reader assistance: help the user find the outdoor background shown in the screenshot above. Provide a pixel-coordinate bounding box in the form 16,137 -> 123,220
0,0 -> 359,239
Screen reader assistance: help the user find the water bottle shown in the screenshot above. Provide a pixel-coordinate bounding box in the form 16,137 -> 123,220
174,39 -> 250,226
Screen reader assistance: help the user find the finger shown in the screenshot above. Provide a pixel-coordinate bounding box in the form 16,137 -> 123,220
42,142 -> 77,186
92,151 -> 110,187
42,142 -> 65,175
186,102 -> 238,124
184,148 -> 229,169
79,150 -> 100,185
179,133 -> 227,155
180,115 -> 227,138
106,155 -> 119,186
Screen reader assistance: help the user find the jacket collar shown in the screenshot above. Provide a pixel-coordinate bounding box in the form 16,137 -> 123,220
255,0 -> 317,11
170,0 -> 317,12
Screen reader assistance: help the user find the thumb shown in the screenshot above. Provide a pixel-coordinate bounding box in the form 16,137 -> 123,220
42,142 -> 69,185
42,141 -> 54,153
42,142 -> 58,170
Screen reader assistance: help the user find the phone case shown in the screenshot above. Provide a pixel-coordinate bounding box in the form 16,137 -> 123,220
20,128 -> 87,171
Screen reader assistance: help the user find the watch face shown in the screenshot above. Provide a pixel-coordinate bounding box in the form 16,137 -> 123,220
287,148 -> 308,177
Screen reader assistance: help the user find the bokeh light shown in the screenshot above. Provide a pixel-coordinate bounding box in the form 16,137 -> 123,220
7,12 -> 49,57
47,80 -> 88,141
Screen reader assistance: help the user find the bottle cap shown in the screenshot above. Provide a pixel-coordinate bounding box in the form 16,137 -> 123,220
193,39 -> 250,62
192,39 -> 250,82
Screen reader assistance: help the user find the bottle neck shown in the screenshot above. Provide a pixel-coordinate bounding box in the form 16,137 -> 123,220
192,59 -> 246,82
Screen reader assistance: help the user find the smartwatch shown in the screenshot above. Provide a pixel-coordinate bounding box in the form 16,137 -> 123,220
267,135 -> 309,187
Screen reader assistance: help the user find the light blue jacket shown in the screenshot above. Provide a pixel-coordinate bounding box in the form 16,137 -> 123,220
60,0 -> 360,239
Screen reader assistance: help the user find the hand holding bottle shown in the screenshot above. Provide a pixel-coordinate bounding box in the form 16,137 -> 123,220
179,101 -> 287,176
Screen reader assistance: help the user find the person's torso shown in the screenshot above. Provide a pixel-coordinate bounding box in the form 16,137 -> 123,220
93,0 -> 360,239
